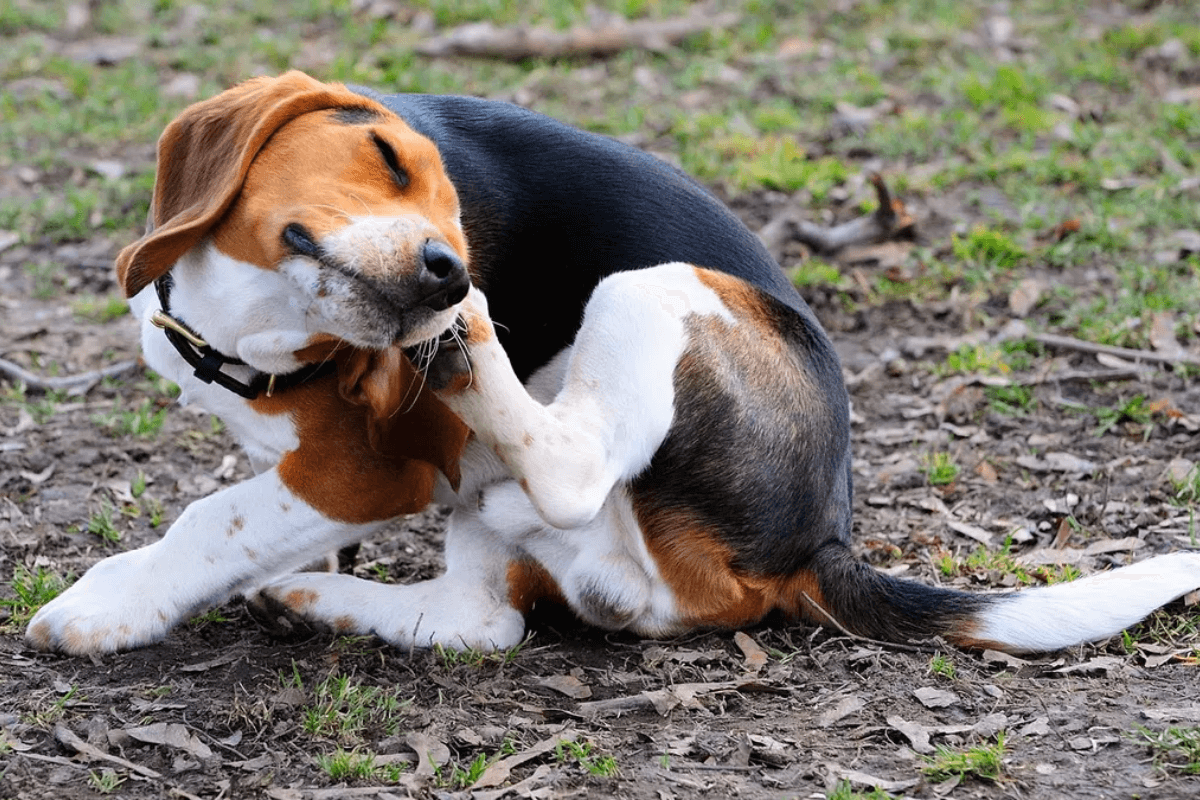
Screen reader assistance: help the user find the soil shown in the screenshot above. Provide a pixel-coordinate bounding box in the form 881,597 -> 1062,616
4,33 -> 1200,800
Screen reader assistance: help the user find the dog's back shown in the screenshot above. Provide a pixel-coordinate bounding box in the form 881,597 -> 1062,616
357,91 -> 830,373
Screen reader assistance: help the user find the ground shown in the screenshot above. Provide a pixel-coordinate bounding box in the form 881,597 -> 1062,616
2,2 -> 1200,799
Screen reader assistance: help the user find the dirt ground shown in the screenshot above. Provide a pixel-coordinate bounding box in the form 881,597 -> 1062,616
3,185 -> 1200,799
4,13 -> 1200,800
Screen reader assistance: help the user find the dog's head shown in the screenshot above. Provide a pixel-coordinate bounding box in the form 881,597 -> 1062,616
116,72 -> 472,494
117,70 -> 470,367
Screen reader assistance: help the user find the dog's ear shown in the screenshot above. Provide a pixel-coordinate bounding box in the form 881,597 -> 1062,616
114,71 -> 385,298
337,348 -> 468,491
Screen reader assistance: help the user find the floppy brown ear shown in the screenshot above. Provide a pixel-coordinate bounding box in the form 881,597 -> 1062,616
114,71 -> 387,298
337,348 -> 468,491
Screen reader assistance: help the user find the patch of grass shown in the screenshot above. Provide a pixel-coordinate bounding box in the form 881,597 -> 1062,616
433,633 -> 529,668
923,451 -> 959,486
1126,607 -> 1200,653
555,740 -> 619,778
1132,726 -> 1200,776
72,294 -> 129,323
302,674 -> 410,742
188,608 -> 230,628
790,259 -> 845,288
316,747 -> 406,783
952,226 -> 1026,271
87,769 -> 126,795
26,684 -> 84,727
1171,464 -> 1200,507
436,751 -> 491,789
86,503 -> 121,545
1,383 -> 70,425
1092,395 -> 1153,439
940,536 -> 1082,587
0,565 -> 72,629
928,653 -> 956,680
985,384 -> 1034,416
940,343 -> 1011,376
827,781 -> 894,800
93,398 -> 168,439
921,733 -> 1006,783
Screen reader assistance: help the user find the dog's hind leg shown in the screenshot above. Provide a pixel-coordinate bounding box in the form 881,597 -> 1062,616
435,263 -> 734,531
432,266 -> 729,534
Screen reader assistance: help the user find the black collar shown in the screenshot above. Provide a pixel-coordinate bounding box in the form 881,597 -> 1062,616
151,275 -> 335,400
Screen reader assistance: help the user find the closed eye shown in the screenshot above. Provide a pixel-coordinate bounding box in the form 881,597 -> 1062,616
372,133 -> 410,190
282,222 -> 321,259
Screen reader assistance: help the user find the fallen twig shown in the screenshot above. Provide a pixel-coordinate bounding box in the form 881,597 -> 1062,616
417,10 -> 739,59
759,173 -> 914,261
1033,332 -> 1200,367
1017,367 -> 1150,385
0,357 -> 139,393
55,724 -> 163,779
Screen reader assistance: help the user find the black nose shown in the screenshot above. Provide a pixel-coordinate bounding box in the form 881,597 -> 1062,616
418,240 -> 469,311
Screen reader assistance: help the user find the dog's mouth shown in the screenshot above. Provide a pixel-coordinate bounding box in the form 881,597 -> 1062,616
402,315 -> 471,391
282,225 -> 471,350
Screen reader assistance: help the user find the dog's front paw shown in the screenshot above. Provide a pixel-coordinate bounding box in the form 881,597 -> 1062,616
25,549 -> 178,654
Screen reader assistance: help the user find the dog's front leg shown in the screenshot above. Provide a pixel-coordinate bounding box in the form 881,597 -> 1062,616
26,469 -> 380,654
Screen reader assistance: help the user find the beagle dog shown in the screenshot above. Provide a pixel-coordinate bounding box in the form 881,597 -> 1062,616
27,71 -> 1200,656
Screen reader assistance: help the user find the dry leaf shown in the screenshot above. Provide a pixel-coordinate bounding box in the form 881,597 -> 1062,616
733,631 -> 768,675
1008,277 -> 1043,317
946,520 -> 994,546
475,730 -> 578,788
1051,656 -> 1124,676
538,674 -> 592,699
1149,312 -> 1184,357
123,722 -> 213,759
974,460 -> 999,482
913,687 -> 959,709
818,694 -> 866,727
886,716 -> 934,754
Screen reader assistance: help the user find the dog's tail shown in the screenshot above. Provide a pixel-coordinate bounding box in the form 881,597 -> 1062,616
803,545 -> 1200,653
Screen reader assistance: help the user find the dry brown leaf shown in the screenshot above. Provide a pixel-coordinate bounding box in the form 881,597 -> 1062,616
818,694 -> 866,728
974,460 -> 999,483
1008,277 -> 1043,317
1149,312 -> 1184,357
733,631 -> 768,675
123,722 -> 213,759
475,730 -> 578,789
913,687 -> 959,709
538,674 -> 592,699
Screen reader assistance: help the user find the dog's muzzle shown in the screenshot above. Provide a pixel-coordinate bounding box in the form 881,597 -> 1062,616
418,240 -> 470,311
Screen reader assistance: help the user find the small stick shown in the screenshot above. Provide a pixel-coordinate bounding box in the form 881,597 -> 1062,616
0,357 -> 139,392
1033,333 -> 1200,367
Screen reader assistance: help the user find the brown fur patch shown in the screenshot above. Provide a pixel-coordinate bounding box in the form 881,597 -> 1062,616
506,560 -> 566,616
283,588 -> 320,611
250,352 -> 468,524
637,503 -> 841,630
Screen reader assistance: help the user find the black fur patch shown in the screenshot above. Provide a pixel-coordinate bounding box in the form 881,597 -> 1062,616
334,106 -> 384,125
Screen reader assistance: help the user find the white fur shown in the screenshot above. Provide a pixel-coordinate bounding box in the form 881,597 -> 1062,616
973,552 -> 1200,652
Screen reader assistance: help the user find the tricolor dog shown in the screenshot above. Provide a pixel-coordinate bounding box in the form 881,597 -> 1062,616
27,72 -> 1200,656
